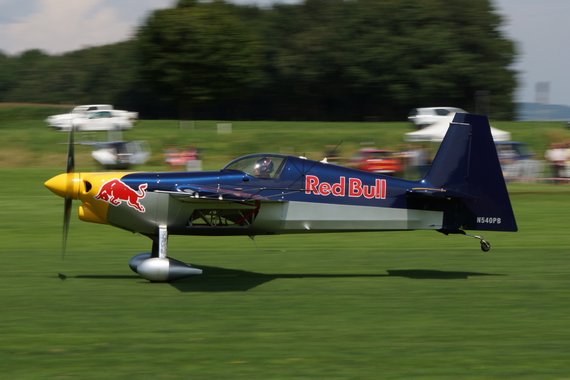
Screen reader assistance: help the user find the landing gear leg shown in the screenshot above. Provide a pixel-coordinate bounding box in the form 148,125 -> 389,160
464,233 -> 491,252
157,224 -> 168,259
438,229 -> 491,252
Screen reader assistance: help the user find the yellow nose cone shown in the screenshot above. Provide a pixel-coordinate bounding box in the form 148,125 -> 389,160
44,173 -> 80,199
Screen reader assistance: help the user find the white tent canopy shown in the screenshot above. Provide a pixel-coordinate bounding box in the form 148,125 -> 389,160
405,116 -> 511,142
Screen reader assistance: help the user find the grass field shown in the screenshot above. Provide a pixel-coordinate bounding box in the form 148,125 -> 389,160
1,168 -> 570,379
1,105 -> 570,378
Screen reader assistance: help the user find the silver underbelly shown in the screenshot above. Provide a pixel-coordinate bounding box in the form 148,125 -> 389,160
254,201 -> 443,232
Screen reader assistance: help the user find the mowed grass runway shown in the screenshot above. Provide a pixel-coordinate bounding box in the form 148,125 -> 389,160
1,168 -> 570,379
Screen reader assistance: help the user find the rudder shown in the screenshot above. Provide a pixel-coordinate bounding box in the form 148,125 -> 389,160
422,113 -> 517,232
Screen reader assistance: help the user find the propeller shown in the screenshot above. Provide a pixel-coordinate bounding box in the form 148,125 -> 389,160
62,121 -> 75,259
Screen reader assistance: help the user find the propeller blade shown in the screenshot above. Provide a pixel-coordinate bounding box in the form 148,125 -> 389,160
62,122 -> 75,259
62,196 -> 72,260
66,121 -> 75,173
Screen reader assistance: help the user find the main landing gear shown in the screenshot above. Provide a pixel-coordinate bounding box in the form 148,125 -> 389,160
128,225 -> 203,282
438,229 -> 491,252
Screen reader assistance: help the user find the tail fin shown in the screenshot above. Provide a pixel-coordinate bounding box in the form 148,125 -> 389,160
422,113 -> 517,232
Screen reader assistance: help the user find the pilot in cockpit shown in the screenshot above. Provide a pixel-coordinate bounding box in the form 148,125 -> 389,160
253,156 -> 274,178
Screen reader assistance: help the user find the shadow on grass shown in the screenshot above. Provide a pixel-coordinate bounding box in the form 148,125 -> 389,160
169,266 -> 504,292
387,269 -> 504,280
62,266 -> 504,292
169,265 -> 388,292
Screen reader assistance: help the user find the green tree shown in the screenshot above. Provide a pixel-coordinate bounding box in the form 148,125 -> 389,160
0,0 -> 517,120
263,0 -> 516,120
0,43 -> 139,107
3,49 -> 51,102
136,0 -> 264,118
0,51 -> 17,101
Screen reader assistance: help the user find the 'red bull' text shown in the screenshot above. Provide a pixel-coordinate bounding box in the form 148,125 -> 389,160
305,175 -> 386,199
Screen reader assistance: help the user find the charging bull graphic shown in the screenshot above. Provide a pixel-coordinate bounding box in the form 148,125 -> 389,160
95,179 -> 147,212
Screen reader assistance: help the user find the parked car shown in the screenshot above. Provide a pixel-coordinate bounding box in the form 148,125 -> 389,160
349,148 -> 403,175
46,104 -> 138,131
408,107 -> 466,129
68,104 -> 137,120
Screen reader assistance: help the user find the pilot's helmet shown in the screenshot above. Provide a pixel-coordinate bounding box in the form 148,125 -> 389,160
254,156 -> 274,177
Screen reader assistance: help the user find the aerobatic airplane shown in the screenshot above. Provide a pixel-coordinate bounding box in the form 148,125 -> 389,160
45,113 -> 517,282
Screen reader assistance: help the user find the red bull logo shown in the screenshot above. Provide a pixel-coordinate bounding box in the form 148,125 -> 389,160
305,175 -> 386,199
95,179 -> 147,212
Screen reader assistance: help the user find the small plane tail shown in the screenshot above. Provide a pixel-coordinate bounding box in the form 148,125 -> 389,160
418,113 -> 517,232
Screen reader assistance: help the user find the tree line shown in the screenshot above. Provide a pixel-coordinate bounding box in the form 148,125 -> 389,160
0,0 -> 517,120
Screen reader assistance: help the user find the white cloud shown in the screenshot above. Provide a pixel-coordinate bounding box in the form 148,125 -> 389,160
0,0 -> 131,55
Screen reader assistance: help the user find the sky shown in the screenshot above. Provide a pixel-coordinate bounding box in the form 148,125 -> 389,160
0,0 -> 568,106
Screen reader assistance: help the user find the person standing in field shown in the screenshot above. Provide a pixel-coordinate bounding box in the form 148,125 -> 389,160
545,143 -> 567,182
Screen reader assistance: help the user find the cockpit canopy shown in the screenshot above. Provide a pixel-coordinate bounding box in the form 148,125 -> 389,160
223,154 -> 287,179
